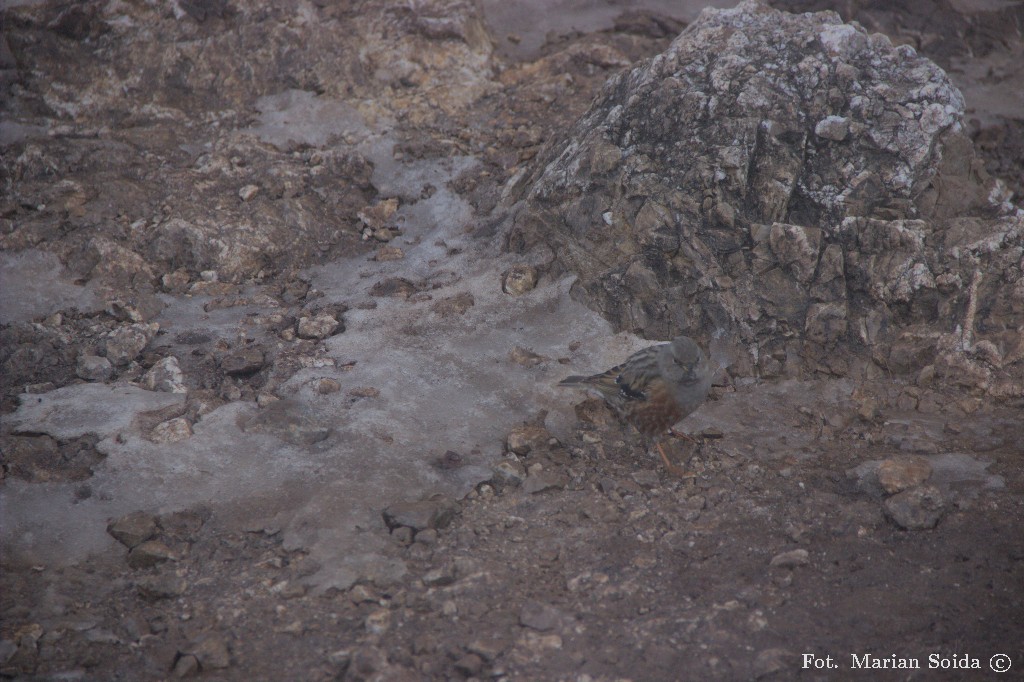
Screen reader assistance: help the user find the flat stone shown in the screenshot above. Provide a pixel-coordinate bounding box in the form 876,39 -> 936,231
877,455 -> 932,494
506,424 -> 551,455
75,354 -> 113,382
107,511 -> 158,549
189,636 -> 231,669
149,417 -> 193,443
297,313 -> 340,339
502,264 -> 537,295
136,575 -> 187,601
221,347 -> 265,375
127,540 -> 176,569
522,471 -> 568,495
142,356 -> 186,393
518,600 -> 562,631
884,485 -> 946,530
769,549 -> 809,568
382,496 -> 457,531
491,460 -> 526,489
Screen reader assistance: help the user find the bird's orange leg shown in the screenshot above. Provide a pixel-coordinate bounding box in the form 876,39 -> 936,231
656,440 -> 696,479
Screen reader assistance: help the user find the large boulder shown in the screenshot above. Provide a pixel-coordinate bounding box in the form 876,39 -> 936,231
504,0 -> 1022,387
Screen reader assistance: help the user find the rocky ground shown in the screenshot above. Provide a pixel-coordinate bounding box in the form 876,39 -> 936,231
2,0 -> 1023,680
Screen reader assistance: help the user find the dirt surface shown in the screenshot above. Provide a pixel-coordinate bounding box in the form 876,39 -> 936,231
2,1 -> 1023,680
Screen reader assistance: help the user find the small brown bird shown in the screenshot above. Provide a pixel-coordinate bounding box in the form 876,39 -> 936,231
559,335 -> 713,475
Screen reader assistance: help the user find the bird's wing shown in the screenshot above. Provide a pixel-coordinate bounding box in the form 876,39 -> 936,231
612,345 -> 662,401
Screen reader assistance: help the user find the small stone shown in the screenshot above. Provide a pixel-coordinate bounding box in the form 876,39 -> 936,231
414,528 -> 438,545
422,566 -> 456,587
256,393 -> 279,408
150,417 -> 193,444
506,424 -> 551,456
357,198 -> 399,230
814,115 -> 850,141
502,264 -> 538,295
877,455 -> 932,494
142,356 -> 187,393
364,609 -> 391,635
454,653 -> 483,676
374,246 -> 405,261
190,636 -> 231,669
491,460 -> 526,489
769,549 -> 809,568
391,526 -> 413,546
136,575 -> 187,601
297,313 -> 340,339
172,653 -> 199,678
370,277 -> 418,299
754,648 -> 793,678
522,471 -> 568,494
509,346 -> 546,367
76,354 -> 113,381
104,323 -> 159,366
519,600 -> 561,631
431,292 -> 475,317
467,637 -> 507,662
382,496 -> 457,532
221,348 -> 265,375
127,540 -> 176,569
107,511 -> 158,549
162,270 -> 191,291
884,485 -> 945,530
315,378 -> 341,394
347,386 -> 380,399
238,184 -> 260,201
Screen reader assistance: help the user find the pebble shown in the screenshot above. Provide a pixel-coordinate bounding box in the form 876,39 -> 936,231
877,455 -> 932,493
884,485 -> 945,530
190,636 -> 231,669
506,424 -> 551,455
491,460 -> 526,489
422,566 -> 456,587
104,323 -> 159,366
454,653 -> 483,676
238,184 -> 259,201
518,600 -> 562,631
127,540 -> 176,569
382,496 -> 457,532
769,549 -> 809,568
297,313 -> 340,339
374,246 -> 405,261
149,417 -> 193,444
221,347 -> 265,376
106,511 -> 158,549
509,346 -> 546,367
172,653 -> 199,678
142,356 -> 186,393
314,378 -> 341,394
75,354 -> 113,382
136,575 -> 187,601
431,292 -> 475,317
414,528 -> 438,545
522,471 -> 568,495
502,264 -> 538,295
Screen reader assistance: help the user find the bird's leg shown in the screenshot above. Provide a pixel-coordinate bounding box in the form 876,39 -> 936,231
656,440 -> 696,479
668,428 -> 698,443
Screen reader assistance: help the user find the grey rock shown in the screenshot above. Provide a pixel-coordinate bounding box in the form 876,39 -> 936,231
75,354 -> 112,382
454,653 -> 484,676
769,549 -> 810,568
884,485 -> 946,530
382,495 -> 457,532
502,264 -> 537,295
518,600 -> 562,631
522,471 -> 568,494
491,460 -> 526,489
127,540 -> 176,569
502,0 -> 1004,375
136,575 -> 187,601
104,323 -> 158,366
221,347 -> 265,376
142,356 -> 186,393
422,566 -> 456,587
107,511 -> 159,549
297,313 -> 340,339
188,636 -> 231,669
172,653 -> 199,678
877,455 -> 932,494
506,424 -> 551,455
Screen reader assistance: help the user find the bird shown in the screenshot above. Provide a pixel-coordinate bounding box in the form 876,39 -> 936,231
558,335 -> 713,476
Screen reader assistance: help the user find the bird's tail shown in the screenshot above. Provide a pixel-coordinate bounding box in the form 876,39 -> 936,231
558,375 -> 590,386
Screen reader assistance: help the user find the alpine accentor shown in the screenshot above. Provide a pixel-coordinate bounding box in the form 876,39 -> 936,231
559,335 -> 712,474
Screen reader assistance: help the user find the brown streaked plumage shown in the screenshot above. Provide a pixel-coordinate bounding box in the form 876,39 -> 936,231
559,335 -> 712,474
